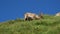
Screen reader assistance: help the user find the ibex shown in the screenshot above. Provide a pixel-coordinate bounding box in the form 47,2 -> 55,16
24,12 -> 43,21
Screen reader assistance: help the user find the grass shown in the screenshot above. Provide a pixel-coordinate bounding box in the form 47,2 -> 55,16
0,15 -> 60,34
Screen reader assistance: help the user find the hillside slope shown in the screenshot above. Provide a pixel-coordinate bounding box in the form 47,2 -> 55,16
0,16 -> 60,34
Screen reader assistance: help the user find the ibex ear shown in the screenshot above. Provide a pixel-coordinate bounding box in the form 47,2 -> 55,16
38,11 -> 43,16
39,11 -> 44,19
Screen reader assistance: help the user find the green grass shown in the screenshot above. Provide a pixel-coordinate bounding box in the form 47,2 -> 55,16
0,16 -> 60,34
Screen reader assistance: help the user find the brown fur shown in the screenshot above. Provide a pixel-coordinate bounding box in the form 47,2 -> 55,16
24,12 -> 41,21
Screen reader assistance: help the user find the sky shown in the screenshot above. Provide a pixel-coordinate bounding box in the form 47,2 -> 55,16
0,0 -> 60,22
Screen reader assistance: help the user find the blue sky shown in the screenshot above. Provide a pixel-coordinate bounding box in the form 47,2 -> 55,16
0,0 -> 60,22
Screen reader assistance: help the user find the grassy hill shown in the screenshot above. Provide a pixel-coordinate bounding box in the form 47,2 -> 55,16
0,15 -> 60,34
